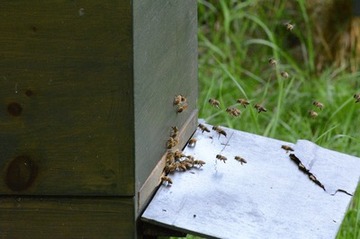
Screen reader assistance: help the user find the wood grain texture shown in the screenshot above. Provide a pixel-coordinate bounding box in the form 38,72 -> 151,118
0,1 -> 134,195
0,196 -> 135,239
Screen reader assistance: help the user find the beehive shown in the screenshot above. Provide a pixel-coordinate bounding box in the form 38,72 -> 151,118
0,0 -> 197,238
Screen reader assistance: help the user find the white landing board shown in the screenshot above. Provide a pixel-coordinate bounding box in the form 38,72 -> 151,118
142,122 -> 360,239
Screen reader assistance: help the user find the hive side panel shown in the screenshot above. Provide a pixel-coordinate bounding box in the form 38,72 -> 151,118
0,196 -> 135,239
133,0 -> 198,212
0,1 -> 134,195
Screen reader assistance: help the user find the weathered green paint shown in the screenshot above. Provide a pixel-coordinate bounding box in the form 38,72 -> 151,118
0,1 -> 134,196
0,196 -> 135,239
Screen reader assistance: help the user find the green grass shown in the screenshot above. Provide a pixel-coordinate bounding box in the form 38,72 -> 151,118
170,0 -> 360,238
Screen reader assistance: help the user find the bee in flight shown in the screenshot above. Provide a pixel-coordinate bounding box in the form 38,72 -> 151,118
281,145 -> 294,153
212,125 -> 227,137
254,103 -> 267,113
308,110 -> 318,119
312,101 -> 324,110
353,93 -> 360,103
226,107 -> 241,117
268,58 -> 277,66
280,71 -> 289,79
208,98 -> 221,108
234,156 -> 247,165
198,123 -> 210,133
237,98 -> 250,108
285,22 -> 294,31
216,154 -> 227,163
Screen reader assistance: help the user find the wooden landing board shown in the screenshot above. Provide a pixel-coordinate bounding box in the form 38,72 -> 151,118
142,122 -> 360,239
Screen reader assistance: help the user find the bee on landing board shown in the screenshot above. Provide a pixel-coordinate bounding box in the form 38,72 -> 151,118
234,156 -> 247,165
237,98 -> 250,108
188,138 -> 197,147
160,175 -> 173,185
281,145 -> 294,153
208,98 -> 221,108
198,123 -> 210,133
312,101 -> 324,110
254,104 -> 267,113
216,154 -> 227,163
193,159 -> 206,167
212,125 -> 227,137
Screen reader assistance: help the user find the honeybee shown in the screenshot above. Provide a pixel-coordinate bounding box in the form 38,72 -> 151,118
180,160 -> 193,169
164,163 -> 177,174
208,98 -> 221,108
237,98 -> 250,108
174,150 -> 186,159
312,101 -> 324,110
268,58 -> 277,66
188,138 -> 197,147
166,151 -> 175,164
170,126 -> 179,138
308,110 -> 318,119
254,104 -> 267,113
280,71 -> 289,79
285,23 -> 294,31
176,161 -> 187,171
216,154 -> 227,163
173,94 -> 186,106
226,107 -> 241,117
234,156 -> 247,165
212,125 -> 227,137
281,145 -> 294,153
160,175 -> 173,185
177,103 -> 188,113
166,137 -> 178,149
354,93 -> 360,103
193,159 -> 206,167
198,123 -> 210,133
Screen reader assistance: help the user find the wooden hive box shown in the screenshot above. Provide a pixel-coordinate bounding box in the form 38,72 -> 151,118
0,0 -> 197,238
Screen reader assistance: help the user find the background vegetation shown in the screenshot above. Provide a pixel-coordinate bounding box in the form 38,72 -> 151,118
167,0 -> 360,238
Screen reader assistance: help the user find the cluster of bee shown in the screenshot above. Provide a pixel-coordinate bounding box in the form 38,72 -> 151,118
209,97 -> 267,116
308,100 -> 324,119
173,94 -> 188,113
160,149 -> 206,186
166,126 -> 179,149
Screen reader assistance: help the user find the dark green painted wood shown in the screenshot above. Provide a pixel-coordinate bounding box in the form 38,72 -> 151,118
0,1 -> 134,195
0,196 -> 135,239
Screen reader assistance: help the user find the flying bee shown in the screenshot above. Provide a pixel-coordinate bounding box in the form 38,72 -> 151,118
353,93 -> 360,103
281,145 -> 294,153
193,159 -> 206,167
216,154 -> 227,163
166,137 -> 178,149
173,94 -> 186,106
237,98 -> 250,108
226,107 -> 241,117
268,58 -> 277,66
208,98 -> 220,108
177,103 -> 188,113
313,101 -> 324,110
188,138 -> 197,147
212,125 -> 227,137
280,71 -> 289,79
309,110 -> 318,119
285,22 -> 294,31
198,123 -> 210,133
254,103 -> 267,113
160,175 -> 173,185
234,156 -> 247,165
